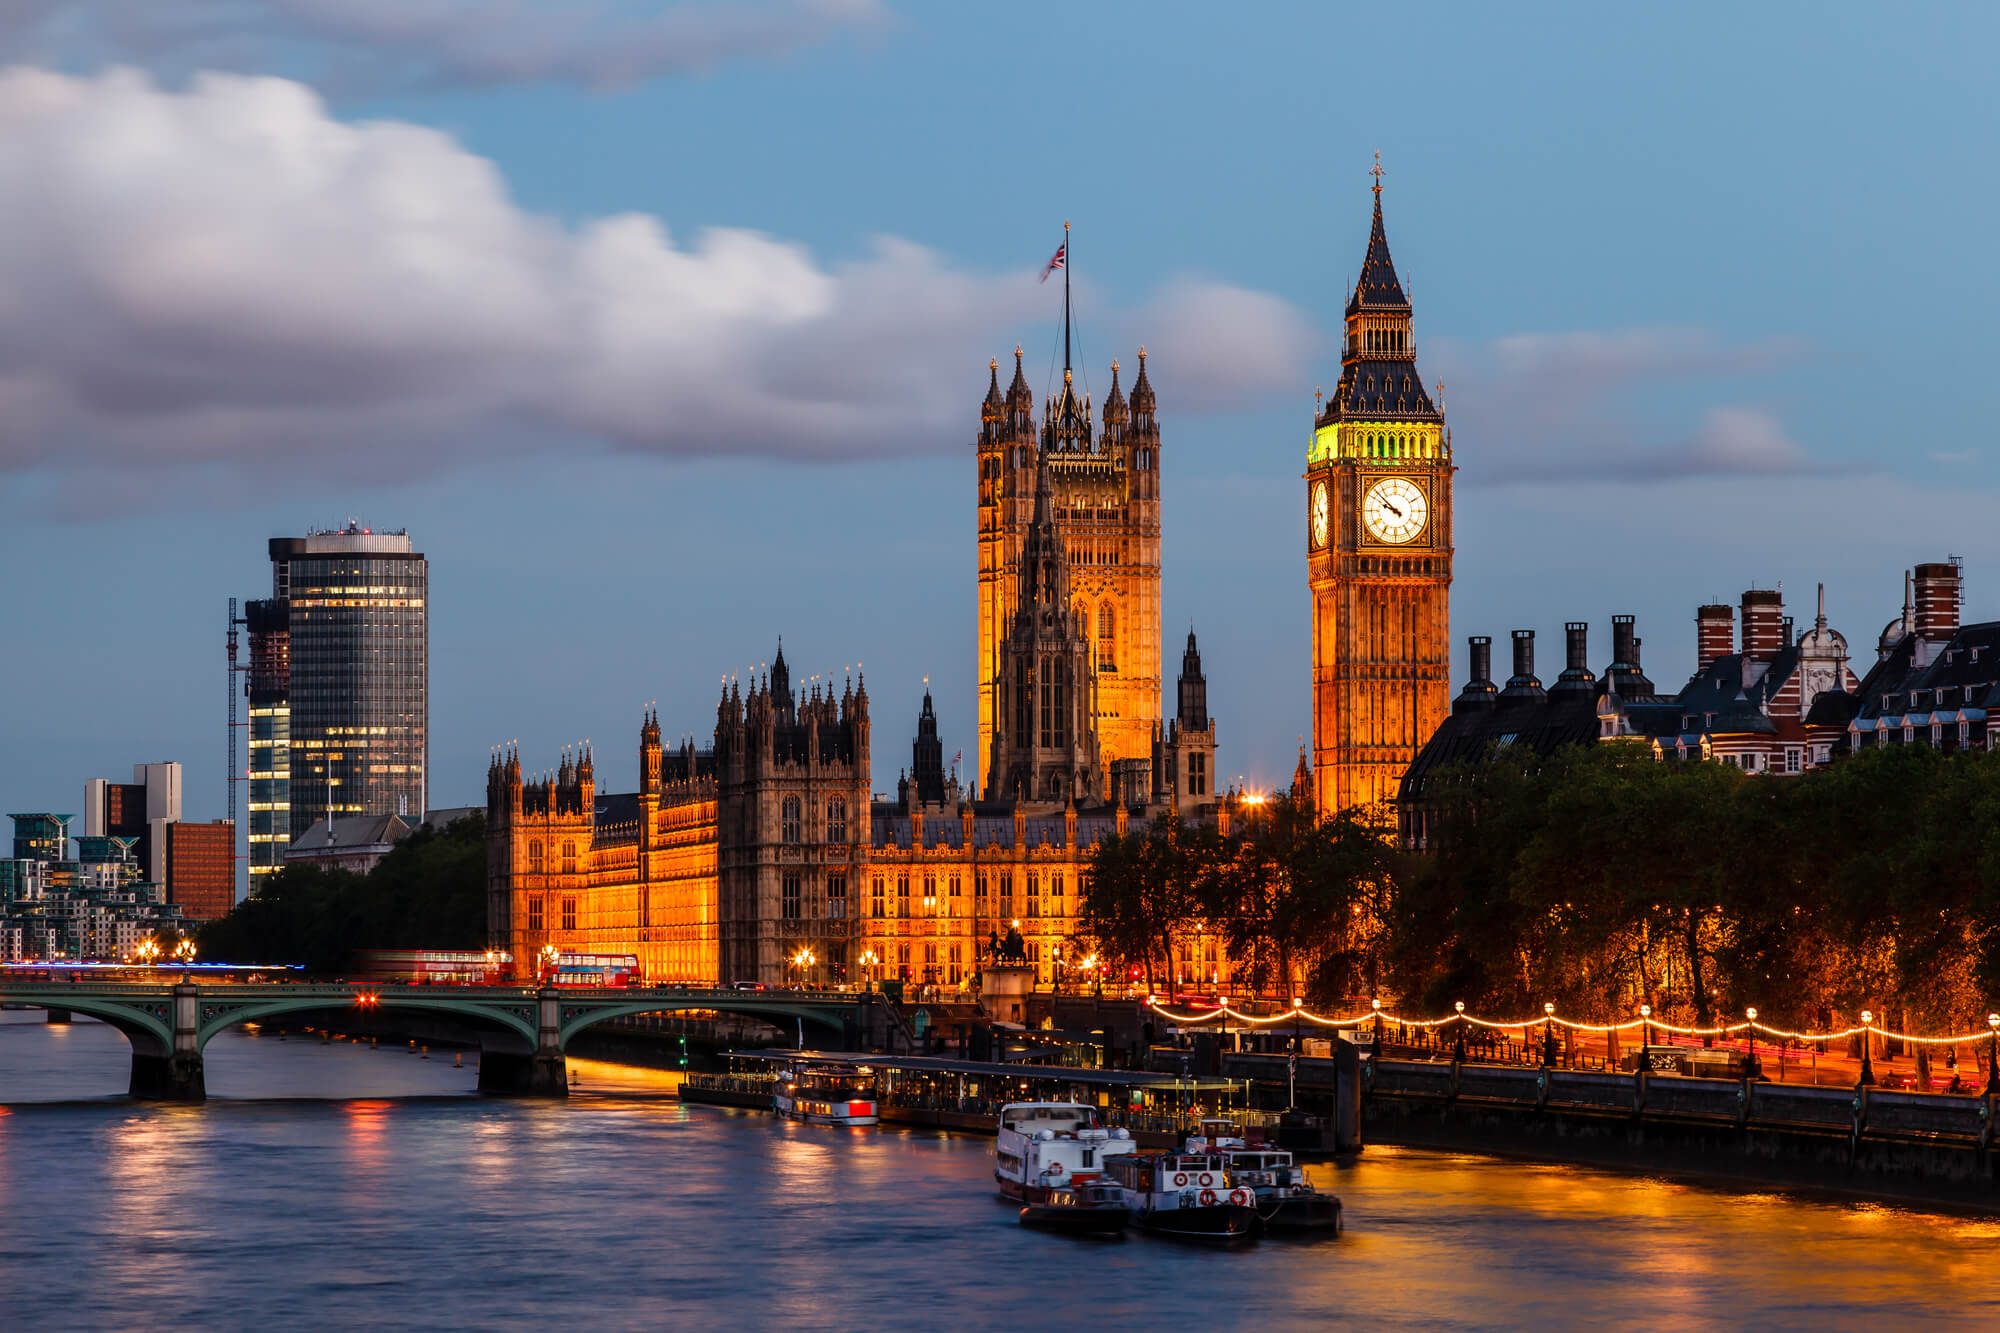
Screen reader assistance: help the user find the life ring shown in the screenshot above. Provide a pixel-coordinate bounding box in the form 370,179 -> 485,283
1200,1189 -> 1217,1207
1199,1173 -> 1214,1187
1173,1172 -> 1188,1187
1230,1188 -> 1252,1207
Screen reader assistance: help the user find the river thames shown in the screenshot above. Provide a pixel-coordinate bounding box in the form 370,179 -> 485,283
1,1013 -> 1996,1330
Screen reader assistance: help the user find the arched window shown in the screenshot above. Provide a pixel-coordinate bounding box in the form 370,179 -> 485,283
561,841 -> 576,874
826,798 -> 846,843
1097,603 -> 1116,671
781,796 -> 801,844
528,841 -> 543,872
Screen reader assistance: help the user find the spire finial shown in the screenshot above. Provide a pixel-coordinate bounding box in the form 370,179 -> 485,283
1371,151 -> 1385,199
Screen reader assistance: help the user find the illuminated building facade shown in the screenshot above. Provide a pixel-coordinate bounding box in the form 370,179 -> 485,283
977,347 -> 1162,799
260,525 -> 427,839
1305,175 -> 1455,813
243,596 -> 291,886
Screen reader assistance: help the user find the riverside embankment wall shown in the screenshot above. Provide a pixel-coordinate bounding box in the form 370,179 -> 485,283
1354,1056 -> 2000,1207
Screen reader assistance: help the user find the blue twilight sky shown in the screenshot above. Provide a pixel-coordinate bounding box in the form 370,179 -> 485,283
2,1 -> 1998,824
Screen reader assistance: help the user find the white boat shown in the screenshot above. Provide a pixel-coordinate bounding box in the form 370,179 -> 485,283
994,1102 -> 1139,1203
1104,1150 -> 1259,1244
1185,1120 -> 1342,1233
773,1060 -> 878,1126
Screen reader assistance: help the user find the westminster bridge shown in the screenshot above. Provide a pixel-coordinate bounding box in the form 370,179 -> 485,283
0,980 -> 887,1100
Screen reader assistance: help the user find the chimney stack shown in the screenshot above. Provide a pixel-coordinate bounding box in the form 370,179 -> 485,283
1611,614 -> 1639,669
1696,604 -> 1734,672
1455,635 -> 1498,712
1552,622 -> 1595,696
1913,562 -> 1961,642
1501,629 -> 1544,698
1740,589 -> 1783,665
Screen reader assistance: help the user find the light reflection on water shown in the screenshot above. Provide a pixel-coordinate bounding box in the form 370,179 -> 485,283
0,1014 -> 1996,1329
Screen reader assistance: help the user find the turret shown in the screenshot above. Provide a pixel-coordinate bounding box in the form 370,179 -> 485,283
1177,627 -> 1208,732
641,707 -> 662,796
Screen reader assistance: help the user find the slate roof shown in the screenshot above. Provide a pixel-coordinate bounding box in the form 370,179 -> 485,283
1854,620 -> 2000,720
287,814 -> 410,855
1347,192 -> 1409,313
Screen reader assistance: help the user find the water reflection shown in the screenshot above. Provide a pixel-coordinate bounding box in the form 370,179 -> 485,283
0,1020 -> 1997,1328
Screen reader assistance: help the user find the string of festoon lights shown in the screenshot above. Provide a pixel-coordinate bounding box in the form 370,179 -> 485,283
1144,998 -> 2000,1047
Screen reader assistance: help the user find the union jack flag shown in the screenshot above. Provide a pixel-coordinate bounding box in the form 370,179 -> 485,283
1040,242 -> 1066,283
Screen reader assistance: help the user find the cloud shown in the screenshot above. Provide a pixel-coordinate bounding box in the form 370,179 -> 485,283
1125,280 -> 1323,414
0,68 -> 1305,497
0,0 -> 886,92
1424,326 -> 1837,484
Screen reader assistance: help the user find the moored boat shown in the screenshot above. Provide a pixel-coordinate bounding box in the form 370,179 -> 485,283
1106,1151 -> 1259,1245
1018,1182 -> 1129,1236
1184,1120 -> 1342,1234
994,1102 -> 1140,1203
773,1060 -> 878,1126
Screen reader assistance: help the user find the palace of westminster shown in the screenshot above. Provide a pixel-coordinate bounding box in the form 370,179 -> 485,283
485,180 -> 1460,987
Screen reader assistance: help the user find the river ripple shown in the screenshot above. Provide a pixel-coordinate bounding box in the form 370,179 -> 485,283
0,1014 -> 1995,1331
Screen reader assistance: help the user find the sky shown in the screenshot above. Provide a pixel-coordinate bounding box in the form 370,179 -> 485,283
3,1 -> 1998,825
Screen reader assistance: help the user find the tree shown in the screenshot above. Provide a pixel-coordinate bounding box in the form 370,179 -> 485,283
197,814 -> 487,973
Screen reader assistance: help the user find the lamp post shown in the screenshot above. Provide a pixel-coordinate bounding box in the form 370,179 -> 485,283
1986,1014 -> 1999,1097
1744,1008 -> 1761,1080
1858,1010 -> 1875,1087
1453,1000 -> 1467,1064
1542,1002 -> 1557,1068
793,948 -> 816,990
539,943 -> 559,984
1372,996 -> 1384,1051
860,949 -> 879,991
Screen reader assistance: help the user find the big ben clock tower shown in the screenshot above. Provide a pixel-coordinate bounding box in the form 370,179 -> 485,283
1306,165 -> 1454,813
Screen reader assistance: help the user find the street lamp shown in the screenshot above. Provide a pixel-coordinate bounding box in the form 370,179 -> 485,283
1371,996 -> 1383,1051
1639,1003 -> 1652,1068
793,948 -> 815,989
860,949 -> 879,990
1453,1000 -> 1467,1063
1858,1010 -> 1875,1087
539,943 -> 559,984
1987,1014 -> 1999,1096
1745,1008 -> 1761,1080
1543,1002 -> 1557,1068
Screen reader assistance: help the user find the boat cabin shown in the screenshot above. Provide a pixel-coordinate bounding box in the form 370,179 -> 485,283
1107,1151 -> 1231,1197
999,1102 -> 1099,1134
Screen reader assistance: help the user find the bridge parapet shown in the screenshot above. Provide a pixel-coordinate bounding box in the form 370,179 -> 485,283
0,980 -> 878,1101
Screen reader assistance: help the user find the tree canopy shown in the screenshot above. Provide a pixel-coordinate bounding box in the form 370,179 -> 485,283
197,813 -> 487,974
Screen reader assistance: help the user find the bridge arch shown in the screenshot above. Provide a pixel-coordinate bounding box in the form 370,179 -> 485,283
192,992 -> 540,1054
0,995 -> 175,1057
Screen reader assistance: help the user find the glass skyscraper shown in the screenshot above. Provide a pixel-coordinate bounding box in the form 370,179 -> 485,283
243,597 -> 291,885
256,526 -> 428,855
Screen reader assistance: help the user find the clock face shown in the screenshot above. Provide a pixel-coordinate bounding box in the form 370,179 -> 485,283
1309,480 -> 1329,549
1362,477 -> 1428,544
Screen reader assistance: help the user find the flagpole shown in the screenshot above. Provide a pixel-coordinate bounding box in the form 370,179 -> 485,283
1063,218 -> 1071,374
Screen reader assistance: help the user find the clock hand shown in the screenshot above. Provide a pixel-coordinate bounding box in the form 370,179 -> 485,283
1384,501 -> 1403,518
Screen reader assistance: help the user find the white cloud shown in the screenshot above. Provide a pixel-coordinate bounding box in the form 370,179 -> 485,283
0,67 -> 1308,491
0,0 -> 887,92
1426,326 -> 1835,483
